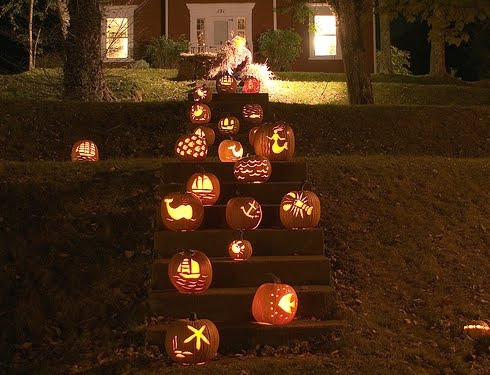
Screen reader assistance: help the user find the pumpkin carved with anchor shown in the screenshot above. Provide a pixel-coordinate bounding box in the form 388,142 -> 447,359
226,197 -> 262,230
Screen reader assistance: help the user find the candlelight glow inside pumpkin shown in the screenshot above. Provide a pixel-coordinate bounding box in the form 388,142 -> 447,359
252,279 -> 298,325
226,197 -> 262,230
186,172 -> 220,206
192,84 -> 213,103
189,103 -> 211,124
175,134 -> 208,162
228,239 -> 253,261
193,126 -> 215,146
218,116 -> 240,135
161,192 -> 204,231
233,155 -> 271,183
218,140 -> 243,162
243,77 -> 261,94
71,140 -> 99,162
280,190 -> 320,229
168,250 -> 212,294
216,73 -> 237,94
464,320 -> 490,340
242,104 -> 263,124
254,121 -> 295,161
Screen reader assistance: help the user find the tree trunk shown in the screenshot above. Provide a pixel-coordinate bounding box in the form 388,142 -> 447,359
378,1 -> 393,74
57,0 -> 69,40
429,4 -> 447,77
63,0 -> 112,101
336,1 -> 374,104
28,0 -> 34,70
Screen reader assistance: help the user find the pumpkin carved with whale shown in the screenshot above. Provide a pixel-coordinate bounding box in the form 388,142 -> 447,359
161,192 -> 204,231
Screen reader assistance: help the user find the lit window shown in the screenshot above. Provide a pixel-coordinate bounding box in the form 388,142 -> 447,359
237,17 -> 245,38
106,17 -> 129,59
314,15 -> 336,56
197,18 -> 205,49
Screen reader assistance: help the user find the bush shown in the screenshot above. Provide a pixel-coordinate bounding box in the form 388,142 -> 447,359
146,36 -> 189,68
257,29 -> 302,71
377,46 -> 411,75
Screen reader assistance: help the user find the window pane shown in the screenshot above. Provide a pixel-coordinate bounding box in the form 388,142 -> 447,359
315,15 -> 336,36
237,18 -> 245,30
106,17 -> 128,58
197,18 -> 205,47
314,35 -> 336,56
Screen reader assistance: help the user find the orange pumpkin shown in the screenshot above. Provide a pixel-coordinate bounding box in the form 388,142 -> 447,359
253,121 -> 295,161
280,190 -> 321,229
193,126 -> 215,146
248,126 -> 259,146
218,140 -> 243,162
186,172 -> 220,206
464,320 -> 490,340
233,155 -> 271,184
228,239 -> 253,261
165,313 -> 220,365
252,278 -> 298,325
226,197 -> 262,230
243,76 -> 261,94
161,192 -> 204,232
217,116 -> 240,135
192,84 -> 213,103
175,134 -> 208,162
216,73 -> 237,94
71,140 -> 99,162
168,250 -> 213,294
189,103 -> 211,124
242,104 -> 263,124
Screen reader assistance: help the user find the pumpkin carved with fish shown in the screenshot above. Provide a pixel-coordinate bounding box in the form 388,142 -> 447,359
242,104 -> 263,124
161,192 -> 204,232
175,134 -> 208,162
168,250 -> 212,294
252,278 -> 298,325
233,155 -> 271,183
254,121 -> 295,161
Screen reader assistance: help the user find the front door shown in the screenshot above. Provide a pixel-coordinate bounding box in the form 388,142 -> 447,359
214,20 -> 229,47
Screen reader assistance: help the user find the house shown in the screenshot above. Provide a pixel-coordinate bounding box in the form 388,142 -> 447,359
103,1 -> 376,72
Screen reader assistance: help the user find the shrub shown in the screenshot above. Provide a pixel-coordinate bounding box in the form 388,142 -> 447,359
377,46 -> 411,75
146,36 -> 189,68
257,29 -> 302,71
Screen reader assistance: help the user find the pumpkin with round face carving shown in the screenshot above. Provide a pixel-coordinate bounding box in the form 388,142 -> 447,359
243,76 -> 261,94
186,172 -> 220,206
164,313 -> 220,365
228,239 -> 253,261
217,116 -> 240,135
464,320 -> 490,340
226,197 -> 262,230
193,126 -> 215,146
233,155 -> 271,184
218,140 -> 243,162
71,140 -> 99,162
192,84 -> 213,103
189,103 -> 211,124
168,250 -> 213,294
175,134 -> 208,162
280,190 -> 320,229
242,104 -> 263,124
161,192 -> 204,232
252,279 -> 298,325
254,121 -> 295,161
216,73 -> 237,94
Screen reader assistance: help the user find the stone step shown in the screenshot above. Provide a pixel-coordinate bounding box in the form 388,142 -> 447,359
151,255 -> 332,290
146,319 -> 345,352
148,285 -> 337,322
160,162 -> 307,184
160,181 -> 311,205
154,229 -> 325,258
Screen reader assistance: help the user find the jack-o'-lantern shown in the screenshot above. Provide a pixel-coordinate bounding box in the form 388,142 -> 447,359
254,121 -> 295,161
168,250 -> 212,294
193,126 -> 215,146
242,104 -> 263,124
189,103 -> 211,124
464,320 -> 490,340
217,116 -> 240,135
226,197 -> 262,230
252,277 -> 298,325
216,73 -> 237,94
71,140 -> 99,162
165,313 -> 220,365
175,134 -> 208,162
218,140 -> 243,162
186,172 -> 220,206
161,192 -> 204,232
192,84 -> 213,103
248,126 -> 259,146
233,155 -> 271,184
280,190 -> 320,229
228,239 -> 253,261
243,77 -> 261,94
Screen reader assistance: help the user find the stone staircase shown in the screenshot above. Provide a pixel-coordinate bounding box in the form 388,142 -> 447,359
146,93 -> 343,352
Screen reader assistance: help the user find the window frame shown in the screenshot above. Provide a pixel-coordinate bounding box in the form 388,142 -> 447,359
102,5 -> 137,62
308,3 -> 342,61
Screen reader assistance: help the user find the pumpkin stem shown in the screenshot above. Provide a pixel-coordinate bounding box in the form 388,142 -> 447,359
189,312 -> 198,321
239,230 -> 244,240
265,273 -> 281,284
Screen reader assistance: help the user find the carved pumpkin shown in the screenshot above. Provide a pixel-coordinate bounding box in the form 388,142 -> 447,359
168,250 -> 213,294
217,116 -> 240,135
226,197 -> 262,230
216,73 -> 237,94
243,77 -> 261,94
228,239 -> 253,261
242,104 -> 263,124
175,134 -> 208,162
164,313 -> 220,365
280,190 -> 321,229
193,126 -> 215,146
464,320 -> 490,340
189,103 -> 211,124
253,121 -> 295,161
192,84 -> 213,103
186,172 -> 220,206
161,192 -> 204,232
233,155 -> 271,184
71,140 -> 99,162
252,278 -> 298,325
218,140 -> 243,162
248,126 -> 259,146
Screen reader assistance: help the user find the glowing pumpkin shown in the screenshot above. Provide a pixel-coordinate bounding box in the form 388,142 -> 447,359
192,84 -> 213,103
233,155 -> 271,184
216,73 -> 237,94
161,192 -> 204,232
253,121 -> 295,161
186,172 -> 220,206
226,197 -> 262,230
217,116 -> 240,135
218,140 -> 243,162
175,134 -> 208,162
252,278 -> 298,325
243,77 -> 261,94
189,103 -> 211,124
228,239 -> 253,261
280,190 -> 321,229
248,126 -> 259,146
71,140 -> 99,162
242,104 -> 263,124
193,126 -> 215,146
168,250 -> 213,294
164,313 -> 220,365
464,320 -> 490,340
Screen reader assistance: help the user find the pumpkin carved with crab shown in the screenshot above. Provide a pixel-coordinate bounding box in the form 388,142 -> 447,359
217,116 -> 240,135
233,155 -> 271,183
226,197 -> 262,230
464,320 -> 490,340
71,140 -> 99,162
168,250 -> 212,294
186,172 -> 220,206
161,192 -> 204,232
280,190 -> 320,229
164,313 -> 220,365
175,134 -> 208,162
218,140 -> 243,162
189,103 -> 211,124
193,126 -> 215,146
242,104 -> 263,124
228,239 -> 253,261
243,77 -> 261,94
254,121 -> 295,161
192,84 -> 213,103
216,73 -> 237,94
252,278 -> 298,325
